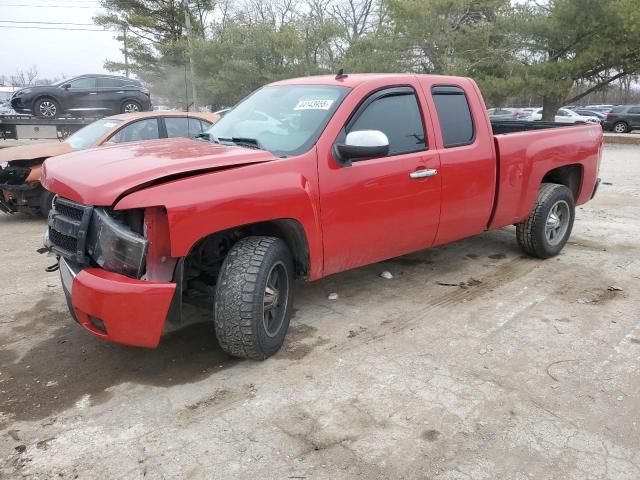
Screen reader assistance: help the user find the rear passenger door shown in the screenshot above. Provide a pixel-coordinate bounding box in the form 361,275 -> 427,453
422,82 -> 496,245
97,77 -> 126,114
318,84 -> 442,275
628,107 -> 640,127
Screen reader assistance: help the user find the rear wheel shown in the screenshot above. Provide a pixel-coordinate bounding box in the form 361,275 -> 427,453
214,236 -> 294,360
516,183 -> 575,259
34,98 -> 60,118
613,121 -> 629,133
121,100 -> 141,114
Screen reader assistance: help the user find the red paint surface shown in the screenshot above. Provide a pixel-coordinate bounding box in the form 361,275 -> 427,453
72,268 -> 176,347
45,73 -> 602,347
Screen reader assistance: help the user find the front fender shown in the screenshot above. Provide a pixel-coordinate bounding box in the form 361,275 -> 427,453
115,154 -> 324,279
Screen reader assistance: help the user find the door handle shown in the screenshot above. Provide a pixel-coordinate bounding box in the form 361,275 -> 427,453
89,92 -> 97,95
409,169 -> 437,179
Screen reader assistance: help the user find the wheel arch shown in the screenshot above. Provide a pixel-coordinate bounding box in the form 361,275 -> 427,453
184,218 -> 311,280
541,163 -> 583,200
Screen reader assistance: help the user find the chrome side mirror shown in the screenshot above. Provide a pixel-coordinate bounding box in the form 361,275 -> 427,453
334,130 -> 389,166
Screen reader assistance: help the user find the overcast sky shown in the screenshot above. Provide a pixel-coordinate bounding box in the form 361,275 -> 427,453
0,1 -> 122,81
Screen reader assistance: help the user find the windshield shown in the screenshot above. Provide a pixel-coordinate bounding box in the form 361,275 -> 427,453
51,78 -> 73,87
205,85 -> 350,156
66,118 -> 123,149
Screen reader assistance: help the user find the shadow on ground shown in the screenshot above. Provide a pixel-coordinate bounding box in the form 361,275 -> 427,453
0,304 -> 235,424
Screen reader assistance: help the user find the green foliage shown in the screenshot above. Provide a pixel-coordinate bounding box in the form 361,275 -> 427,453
96,0 -> 640,111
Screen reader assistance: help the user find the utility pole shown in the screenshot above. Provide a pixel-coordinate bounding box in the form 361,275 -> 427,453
182,0 -> 198,111
123,25 -> 130,78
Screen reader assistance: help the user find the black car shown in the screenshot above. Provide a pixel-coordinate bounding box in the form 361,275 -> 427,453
10,74 -> 151,119
603,105 -> 640,133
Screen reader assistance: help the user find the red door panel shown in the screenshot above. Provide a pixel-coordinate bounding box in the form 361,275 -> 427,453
317,80 -> 442,276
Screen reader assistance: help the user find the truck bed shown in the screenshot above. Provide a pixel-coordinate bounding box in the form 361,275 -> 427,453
489,122 -> 602,230
491,120 -> 585,135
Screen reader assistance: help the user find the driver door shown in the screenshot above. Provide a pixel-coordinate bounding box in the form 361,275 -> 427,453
318,84 -> 441,275
66,77 -> 98,111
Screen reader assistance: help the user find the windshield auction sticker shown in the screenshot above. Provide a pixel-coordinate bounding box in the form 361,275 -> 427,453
294,99 -> 334,110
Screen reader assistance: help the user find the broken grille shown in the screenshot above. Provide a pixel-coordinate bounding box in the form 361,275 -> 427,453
46,196 -> 93,263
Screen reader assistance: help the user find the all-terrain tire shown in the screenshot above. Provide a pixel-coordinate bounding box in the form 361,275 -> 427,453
516,183 -> 575,259
214,236 -> 294,360
39,190 -> 55,218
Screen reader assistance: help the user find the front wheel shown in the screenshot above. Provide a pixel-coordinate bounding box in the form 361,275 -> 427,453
516,183 -> 575,259
39,190 -> 55,218
34,98 -> 60,118
214,236 -> 294,360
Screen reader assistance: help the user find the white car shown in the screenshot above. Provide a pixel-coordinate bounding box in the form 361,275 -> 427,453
531,108 -> 600,124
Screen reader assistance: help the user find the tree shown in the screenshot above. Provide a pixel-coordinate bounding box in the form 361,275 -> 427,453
512,0 -> 640,119
9,66 -> 40,87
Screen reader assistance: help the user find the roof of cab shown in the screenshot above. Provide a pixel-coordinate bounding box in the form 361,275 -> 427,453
269,73 -> 469,89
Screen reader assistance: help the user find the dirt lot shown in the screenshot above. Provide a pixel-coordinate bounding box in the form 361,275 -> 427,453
1,145 -> 639,479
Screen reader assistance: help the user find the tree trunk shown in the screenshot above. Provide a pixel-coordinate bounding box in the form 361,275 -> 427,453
541,95 -> 562,121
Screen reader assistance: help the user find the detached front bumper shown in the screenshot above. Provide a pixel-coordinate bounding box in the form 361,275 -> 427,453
59,258 -> 177,348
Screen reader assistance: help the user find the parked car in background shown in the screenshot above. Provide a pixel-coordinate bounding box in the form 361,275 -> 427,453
603,105 -> 640,133
516,107 -> 538,120
586,105 -> 614,115
10,74 -> 152,118
531,108 -> 600,124
487,108 -> 517,120
569,108 -> 606,121
0,111 -> 218,216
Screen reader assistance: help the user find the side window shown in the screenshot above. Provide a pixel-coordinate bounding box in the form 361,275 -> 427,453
557,109 -> 569,117
348,91 -> 426,156
164,117 -> 206,138
109,119 -> 159,143
69,77 -> 96,89
99,78 -> 124,88
628,107 -> 640,114
164,117 -> 191,138
432,86 -> 474,148
198,119 -> 212,131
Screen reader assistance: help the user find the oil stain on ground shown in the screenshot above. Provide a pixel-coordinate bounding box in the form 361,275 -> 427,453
0,301 -> 235,425
277,323 -> 329,360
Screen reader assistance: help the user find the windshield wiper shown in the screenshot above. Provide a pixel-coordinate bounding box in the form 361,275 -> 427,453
216,136 -> 263,150
217,137 -> 262,150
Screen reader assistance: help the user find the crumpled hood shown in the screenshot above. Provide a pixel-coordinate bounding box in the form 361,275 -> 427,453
42,137 -> 277,206
0,141 -> 74,164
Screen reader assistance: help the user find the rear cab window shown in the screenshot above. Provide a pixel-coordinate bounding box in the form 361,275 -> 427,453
431,86 -> 475,148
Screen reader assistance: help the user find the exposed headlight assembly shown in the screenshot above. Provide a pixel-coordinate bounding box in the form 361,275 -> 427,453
87,208 -> 148,278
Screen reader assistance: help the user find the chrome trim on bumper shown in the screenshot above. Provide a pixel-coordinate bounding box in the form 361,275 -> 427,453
59,258 -> 84,323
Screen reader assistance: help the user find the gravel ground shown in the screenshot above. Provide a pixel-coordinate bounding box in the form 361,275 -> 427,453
1,145 -> 639,479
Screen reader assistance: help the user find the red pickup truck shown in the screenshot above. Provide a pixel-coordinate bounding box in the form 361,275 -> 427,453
43,74 -> 602,359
